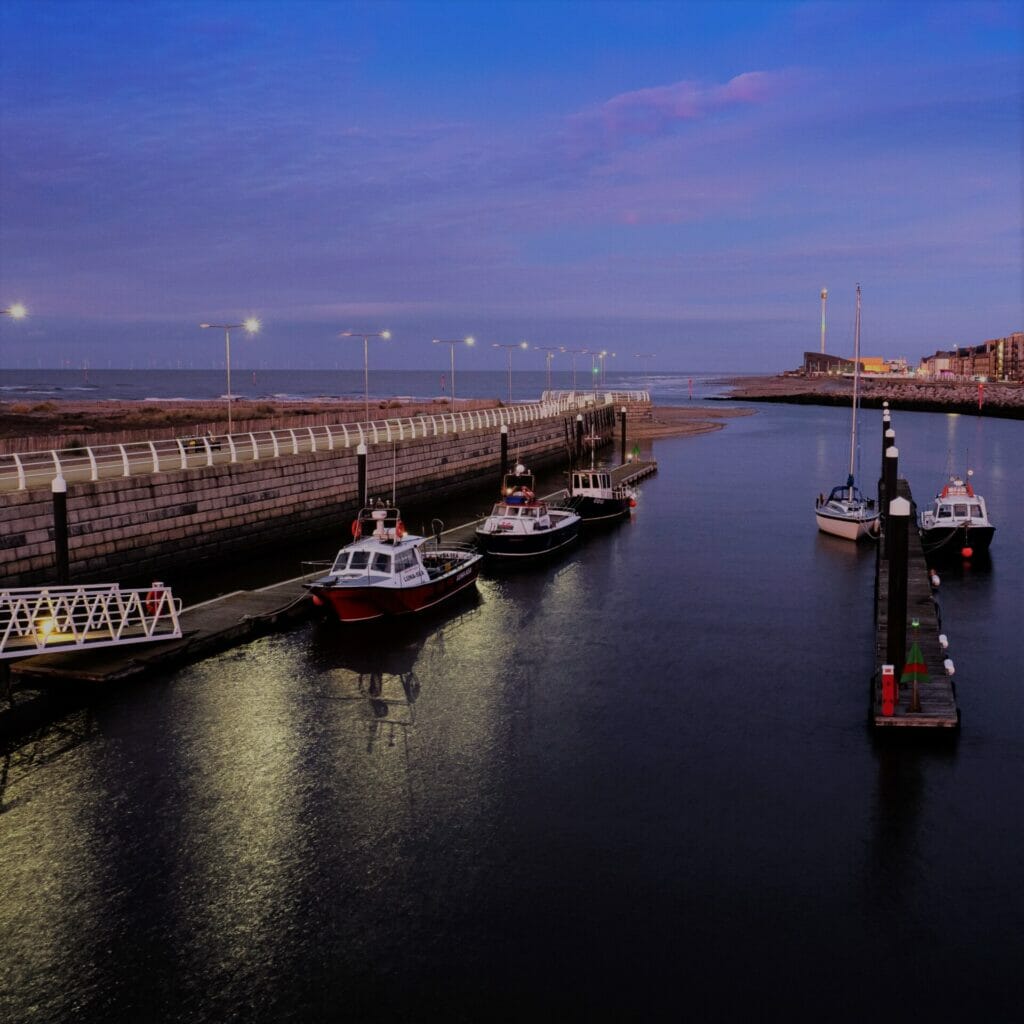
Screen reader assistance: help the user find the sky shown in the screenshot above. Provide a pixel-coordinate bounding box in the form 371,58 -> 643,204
0,0 -> 1021,372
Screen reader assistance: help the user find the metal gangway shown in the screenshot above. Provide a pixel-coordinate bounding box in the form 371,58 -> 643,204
0,584 -> 182,660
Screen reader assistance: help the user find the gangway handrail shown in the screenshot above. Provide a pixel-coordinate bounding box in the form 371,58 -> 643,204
0,583 -> 183,660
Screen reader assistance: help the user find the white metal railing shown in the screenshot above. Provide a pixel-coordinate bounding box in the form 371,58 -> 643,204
0,584 -> 183,659
0,392 -> 645,493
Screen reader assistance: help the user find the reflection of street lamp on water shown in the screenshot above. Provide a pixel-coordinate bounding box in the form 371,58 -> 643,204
340,330 -> 391,424
432,336 -> 474,407
493,341 -> 529,405
199,318 -> 261,434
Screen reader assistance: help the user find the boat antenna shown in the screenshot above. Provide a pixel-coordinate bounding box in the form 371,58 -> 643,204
392,442 -> 397,505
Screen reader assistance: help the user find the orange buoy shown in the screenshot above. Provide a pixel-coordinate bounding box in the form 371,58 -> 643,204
396,519 -> 406,539
311,594 -> 324,606
351,519 -> 361,539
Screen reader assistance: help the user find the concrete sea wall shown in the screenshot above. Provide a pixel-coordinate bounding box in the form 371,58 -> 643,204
1,403 -> 637,586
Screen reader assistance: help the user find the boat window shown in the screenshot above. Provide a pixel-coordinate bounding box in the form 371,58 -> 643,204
349,550 -> 370,570
969,504 -> 981,517
937,507 -> 952,518
395,550 -> 418,572
572,474 -> 581,488
953,504 -> 969,517
371,552 -> 392,573
600,474 -> 609,487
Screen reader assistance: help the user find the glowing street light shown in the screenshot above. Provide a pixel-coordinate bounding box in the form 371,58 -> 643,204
493,341 -> 529,405
340,330 -> 391,423
2,303 -> 28,319
534,346 -> 560,393
432,336 -> 474,407
199,317 -> 260,434
636,353 -> 655,376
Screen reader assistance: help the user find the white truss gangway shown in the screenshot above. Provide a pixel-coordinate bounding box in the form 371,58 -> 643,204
0,584 -> 182,660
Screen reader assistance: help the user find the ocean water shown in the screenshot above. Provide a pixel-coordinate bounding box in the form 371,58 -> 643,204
0,367 -> 729,405
1,392 -> 1021,1021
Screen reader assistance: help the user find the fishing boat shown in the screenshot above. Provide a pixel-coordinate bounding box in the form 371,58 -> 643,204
814,284 -> 880,541
475,463 -> 581,559
565,448 -> 637,526
918,470 -> 995,559
305,505 -> 482,623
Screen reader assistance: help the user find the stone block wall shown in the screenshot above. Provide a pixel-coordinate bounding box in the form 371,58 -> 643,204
1,404 -> 627,586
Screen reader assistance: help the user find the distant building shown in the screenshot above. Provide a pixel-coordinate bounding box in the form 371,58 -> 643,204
919,332 -> 1024,381
803,352 -> 859,375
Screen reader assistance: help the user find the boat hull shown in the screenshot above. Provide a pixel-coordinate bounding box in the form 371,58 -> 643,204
308,560 -> 481,623
815,509 -> 879,541
474,519 -> 580,559
920,524 -> 995,558
566,494 -> 632,525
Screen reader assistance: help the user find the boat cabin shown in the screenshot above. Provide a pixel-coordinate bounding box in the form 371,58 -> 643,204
571,470 -> 612,496
920,479 -> 989,528
488,501 -> 554,531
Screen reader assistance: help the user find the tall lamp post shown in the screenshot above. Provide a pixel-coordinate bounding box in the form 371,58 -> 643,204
600,351 -> 615,387
535,346 -> 560,393
820,288 -> 828,355
340,330 -> 391,423
636,353 -> 655,376
493,341 -> 529,405
200,317 -> 260,434
432,336 -> 474,407
1,304 -> 28,370
564,348 -> 588,391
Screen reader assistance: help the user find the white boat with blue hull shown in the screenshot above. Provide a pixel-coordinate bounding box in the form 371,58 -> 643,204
475,463 -> 581,560
814,284 -> 880,542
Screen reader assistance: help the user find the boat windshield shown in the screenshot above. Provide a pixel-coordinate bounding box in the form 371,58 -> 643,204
333,549 -> 371,573
371,552 -> 392,574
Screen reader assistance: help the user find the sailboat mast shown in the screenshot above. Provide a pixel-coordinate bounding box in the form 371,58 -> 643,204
847,284 -> 862,489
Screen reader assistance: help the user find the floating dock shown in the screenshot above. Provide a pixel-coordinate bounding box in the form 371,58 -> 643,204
872,481 -> 960,729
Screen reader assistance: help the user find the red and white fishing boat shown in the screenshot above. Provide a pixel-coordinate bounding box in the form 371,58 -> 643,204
306,505 -> 483,623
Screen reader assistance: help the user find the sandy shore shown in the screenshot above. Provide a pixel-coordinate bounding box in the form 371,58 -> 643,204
0,397 -> 748,449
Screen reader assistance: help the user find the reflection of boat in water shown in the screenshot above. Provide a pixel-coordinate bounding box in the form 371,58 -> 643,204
305,504 -> 482,623
475,463 -> 581,560
814,284 -> 880,542
918,471 -> 995,559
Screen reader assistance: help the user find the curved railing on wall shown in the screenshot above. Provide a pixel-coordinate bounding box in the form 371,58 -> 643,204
0,392 -> 650,493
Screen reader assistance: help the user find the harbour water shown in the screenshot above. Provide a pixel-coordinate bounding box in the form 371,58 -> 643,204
1,384 -> 1022,1021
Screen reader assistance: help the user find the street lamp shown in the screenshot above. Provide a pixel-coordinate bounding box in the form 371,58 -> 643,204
340,330 -> 391,423
199,317 -> 260,434
636,353 -> 655,376
601,351 -> 616,387
534,346 -> 560,393
2,303 -> 28,319
563,348 -> 588,391
432,336 -> 474,407
493,341 -> 529,405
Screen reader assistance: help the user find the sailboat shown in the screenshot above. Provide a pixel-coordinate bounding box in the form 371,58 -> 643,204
814,284 -> 880,541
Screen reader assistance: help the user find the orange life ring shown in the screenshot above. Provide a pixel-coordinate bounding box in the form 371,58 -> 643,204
351,519 -> 361,539
145,585 -> 163,615
396,519 -> 406,539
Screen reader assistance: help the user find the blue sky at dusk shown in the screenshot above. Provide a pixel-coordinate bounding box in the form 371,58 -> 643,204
1,0 -> 1020,372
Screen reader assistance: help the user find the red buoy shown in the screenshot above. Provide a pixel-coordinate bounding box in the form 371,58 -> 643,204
311,594 -> 324,606
961,546 -> 973,559
629,497 -> 637,508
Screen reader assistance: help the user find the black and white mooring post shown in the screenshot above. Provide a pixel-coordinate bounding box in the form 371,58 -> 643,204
620,406 -> 627,464
52,473 -> 69,584
879,428 -> 895,508
357,442 -> 367,506
500,424 -> 509,488
575,413 -> 584,462
882,443 -> 898,528
886,495 -> 911,680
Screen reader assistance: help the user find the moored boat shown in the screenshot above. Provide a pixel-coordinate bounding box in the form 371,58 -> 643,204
475,463 -> 581,559
306,505 -> 482,623
814,284 -> 880,542
918,471 -> 995,559
565,466 -> 636,525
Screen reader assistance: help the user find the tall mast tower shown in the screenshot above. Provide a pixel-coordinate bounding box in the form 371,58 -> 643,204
820,288 -> 828,354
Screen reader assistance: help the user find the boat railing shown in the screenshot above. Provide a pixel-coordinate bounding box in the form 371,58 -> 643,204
1,392 -> 640,493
